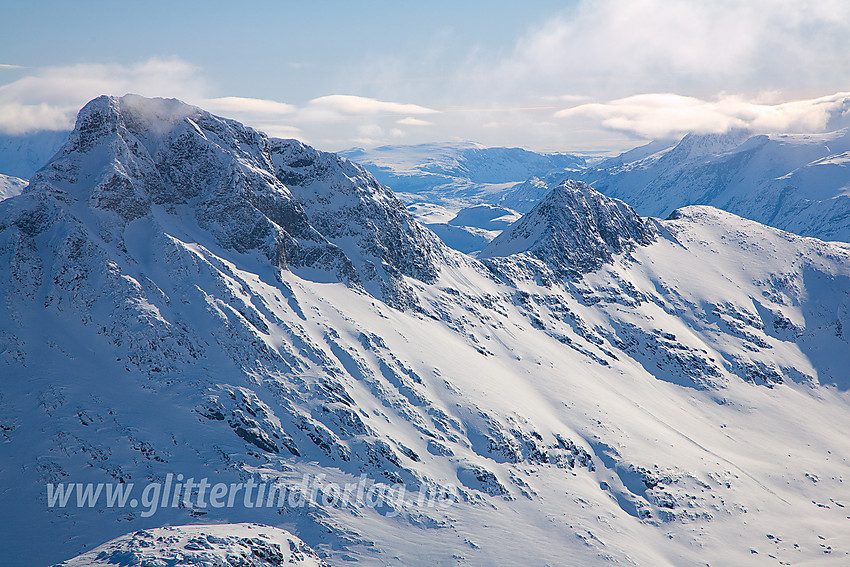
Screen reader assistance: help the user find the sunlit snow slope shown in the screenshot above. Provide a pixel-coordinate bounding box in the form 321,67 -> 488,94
2,96 -> 850,567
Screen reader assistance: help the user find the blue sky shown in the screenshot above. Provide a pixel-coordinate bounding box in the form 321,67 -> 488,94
2,0 -> 850,153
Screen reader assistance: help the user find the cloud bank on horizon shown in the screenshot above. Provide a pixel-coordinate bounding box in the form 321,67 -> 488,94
1,0 -> 849,152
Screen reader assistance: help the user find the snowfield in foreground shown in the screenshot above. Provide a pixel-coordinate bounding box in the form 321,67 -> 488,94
52,523 -> 326,567
1,95 -> 850,566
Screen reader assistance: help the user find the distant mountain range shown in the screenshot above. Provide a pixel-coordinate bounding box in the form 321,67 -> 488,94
0,130 -> 68,179
3,95 -> 850,566
340,130 -> 850,250
578,129 -> 850,242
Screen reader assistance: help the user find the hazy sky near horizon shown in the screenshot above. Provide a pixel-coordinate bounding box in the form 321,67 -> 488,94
2,0 -> 850,153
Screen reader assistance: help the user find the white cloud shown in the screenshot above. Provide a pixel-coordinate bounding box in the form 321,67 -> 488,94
308,94 -> 437,116
357,124 -> 384,137
556,92 -> 850,139
252,124 -> 302,139
496,0 -> 850,99
202,97 -> 295,116
0,64 -> 24,69
396,117 -> 432,126
0,102 -> 75,134
0,58 -> 207,134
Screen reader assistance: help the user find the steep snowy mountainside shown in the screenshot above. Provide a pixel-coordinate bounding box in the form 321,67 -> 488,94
0,173 -> 26,201
0,130 -> 69,179
269,137 -> 443,303
3,96 -> 850,567
54,524 -> 326,567
481,179 -> 656,276
579,128 -> 850,242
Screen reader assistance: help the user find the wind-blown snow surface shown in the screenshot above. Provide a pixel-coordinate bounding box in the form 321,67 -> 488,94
3,96 -> 850,566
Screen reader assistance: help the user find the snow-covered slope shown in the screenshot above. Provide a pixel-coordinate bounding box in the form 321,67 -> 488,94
3,96 -> 850,567
342,141 -> 584,191
448,203 -> 520,231
0,130 -> 69,179
0,173 -> 26,201
578,129 -> 850,242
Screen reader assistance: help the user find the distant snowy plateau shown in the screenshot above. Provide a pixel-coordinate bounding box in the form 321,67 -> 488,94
2,95 -> 850,566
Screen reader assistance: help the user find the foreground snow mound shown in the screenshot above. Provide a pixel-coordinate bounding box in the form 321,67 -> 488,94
481,179 -> 655,275
53,524 -> 326,567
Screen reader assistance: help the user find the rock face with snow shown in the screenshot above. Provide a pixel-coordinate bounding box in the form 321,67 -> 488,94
270,137 -> 442,303
3,96 -> 850,567
481,179 -> 656,276
52,524 -> 326,567
14,94 -> 441,308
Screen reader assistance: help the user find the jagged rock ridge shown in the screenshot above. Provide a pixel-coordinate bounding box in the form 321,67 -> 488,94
481,179 -> 656,276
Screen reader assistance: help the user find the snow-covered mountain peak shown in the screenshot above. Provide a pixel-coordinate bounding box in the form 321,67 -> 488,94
665,129 -> 753,162
480,179 -> 655,275
15,94 -> 442,306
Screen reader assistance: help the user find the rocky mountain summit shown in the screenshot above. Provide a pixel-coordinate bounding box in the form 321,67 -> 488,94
13,94 -> 442,308
481,179 -> 656,277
